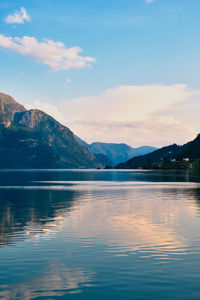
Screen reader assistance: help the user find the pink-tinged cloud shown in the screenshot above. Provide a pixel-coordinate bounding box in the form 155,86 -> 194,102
28,84 -> 200,147
0,35 -> 95,71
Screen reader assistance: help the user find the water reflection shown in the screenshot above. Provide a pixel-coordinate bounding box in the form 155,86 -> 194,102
59,185 -> 200,258
0,266 -> 94,299
1,182 -> 200,251
1,171 -> 200,299
0,189 -> 76,246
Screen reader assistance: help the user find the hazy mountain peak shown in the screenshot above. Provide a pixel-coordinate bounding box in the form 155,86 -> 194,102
90,142 -> 157,164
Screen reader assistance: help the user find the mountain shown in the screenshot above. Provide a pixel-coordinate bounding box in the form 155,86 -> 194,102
0,93 -> 26,127
75,137 -> 113,166
132,146 -> 158,157
89,142 -> 156,165
116,136 -> 200,169
177,134 -> 200,160
0,93 -> 100,169
94,153 -> 113,167
116,144 -> 181,169
75,135 -> 90,149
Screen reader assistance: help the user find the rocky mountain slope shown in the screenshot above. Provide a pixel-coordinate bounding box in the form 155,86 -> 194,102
0,93 -> 100,169
0,93 -> 26,127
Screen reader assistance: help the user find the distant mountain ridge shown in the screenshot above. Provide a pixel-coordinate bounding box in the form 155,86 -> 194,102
89,142 -> 157,165
75,136 -> 114,166
75,138 -> 157,165
0,93 -> 100,169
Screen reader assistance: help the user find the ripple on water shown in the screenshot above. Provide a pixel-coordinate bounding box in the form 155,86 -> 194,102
0,170 -> 200,299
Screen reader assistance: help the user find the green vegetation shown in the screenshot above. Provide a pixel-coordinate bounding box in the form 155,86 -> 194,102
143,158 -> 200,170
117,136 -> 200,170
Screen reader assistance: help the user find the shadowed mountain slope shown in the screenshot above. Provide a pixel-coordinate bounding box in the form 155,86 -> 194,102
0,93 -> 100,169
116,137 -> 200,169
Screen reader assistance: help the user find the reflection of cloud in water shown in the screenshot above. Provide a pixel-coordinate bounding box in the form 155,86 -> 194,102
24,214 -> 66,242
60,185 -> 200,258
110,215 -> 186,255
0,265 -> 94,300
1,181 -> 200,253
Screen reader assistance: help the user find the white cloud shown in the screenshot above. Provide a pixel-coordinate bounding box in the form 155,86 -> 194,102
0,34 -> 95,71
28,84 -> 200,147
61,116 -> 195,147
146,0 -> 155,3
59,84 -> 198,123
66,78 -> 72,83
5,7 -> 30,24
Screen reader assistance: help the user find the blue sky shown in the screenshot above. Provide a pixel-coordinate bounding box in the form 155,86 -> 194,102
0,0 -> 200,146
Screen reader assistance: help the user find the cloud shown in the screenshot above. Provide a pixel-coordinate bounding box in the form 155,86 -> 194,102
28,84 -> 200,147
146,0 -> 155,3
58,84 -> 197,123
66,78 -> 72,83
64,117 -> 195,147
5,7 -> 30,24
0,35 -> 95,71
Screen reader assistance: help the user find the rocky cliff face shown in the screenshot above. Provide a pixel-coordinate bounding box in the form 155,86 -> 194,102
14,109 -> 48,129
0,93 -> 100,169
0,93 -> 25,127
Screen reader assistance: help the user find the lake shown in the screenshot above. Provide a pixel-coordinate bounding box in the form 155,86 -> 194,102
1,169 -> 200,299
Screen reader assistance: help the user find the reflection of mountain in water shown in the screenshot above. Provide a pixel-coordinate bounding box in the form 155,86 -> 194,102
188,188 -> 200,213
0,189 -> 76,246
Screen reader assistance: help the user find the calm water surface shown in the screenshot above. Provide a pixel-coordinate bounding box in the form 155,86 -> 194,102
0,169 -> 200,299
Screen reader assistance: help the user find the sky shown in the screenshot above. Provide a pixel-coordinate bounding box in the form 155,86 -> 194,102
0,0 -> 200,147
